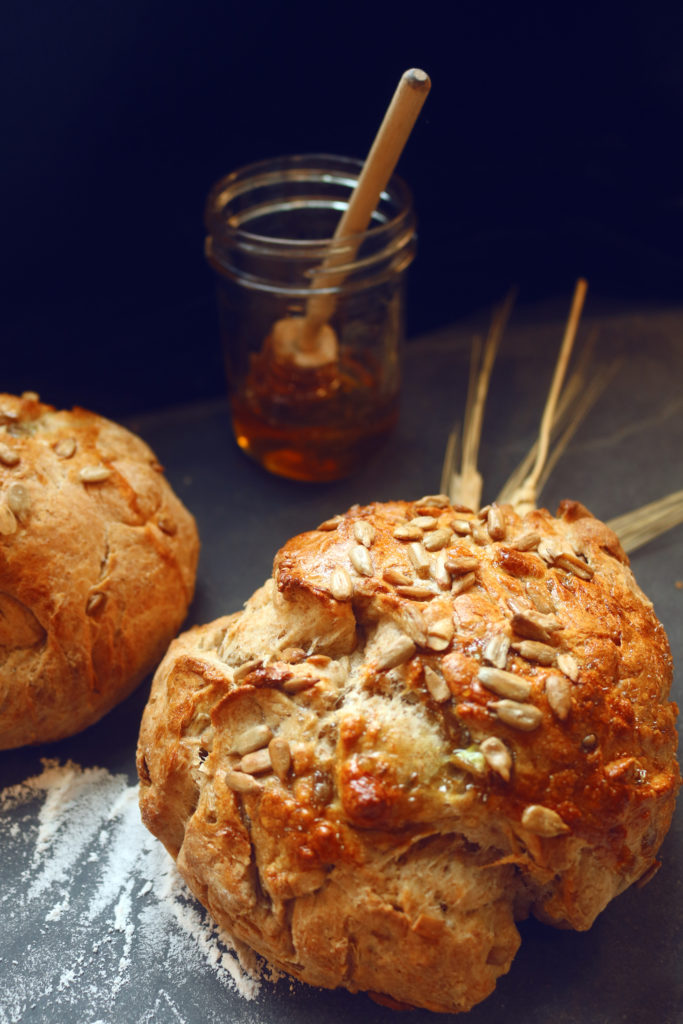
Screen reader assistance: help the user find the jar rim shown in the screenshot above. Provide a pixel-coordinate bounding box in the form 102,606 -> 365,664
204,152 -> 414,248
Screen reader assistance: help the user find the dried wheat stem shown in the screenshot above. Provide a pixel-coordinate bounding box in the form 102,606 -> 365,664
447,289 -> 516,509
510,278 -> 588,512
608,490 -> 683,554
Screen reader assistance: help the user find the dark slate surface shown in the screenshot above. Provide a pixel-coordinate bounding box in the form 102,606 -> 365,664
1,300 -> 682,1023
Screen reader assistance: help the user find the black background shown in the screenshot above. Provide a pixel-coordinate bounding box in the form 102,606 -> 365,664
3,2 -> 683,418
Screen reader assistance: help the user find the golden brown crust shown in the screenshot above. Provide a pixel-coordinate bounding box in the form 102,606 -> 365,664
137,496 -> 679,1014
0,392 -> 199,748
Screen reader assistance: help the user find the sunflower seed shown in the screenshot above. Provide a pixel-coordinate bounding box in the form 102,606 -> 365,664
317,515 -> 343,531
238,748 -> 272,774
7,483 -> 30,517
480,736 -> 512,781
393,523 -> 424,541
452,571 -> 476,595
157,515 -> 177,535
423,528 -> 453,552
511,531 -> 541,551
268,737 -> 292,780
511,640 -> 556,666
353,520 -> 376,547
307,654 -> 331,667
415,494 -> 450,510
490,699 -> 543,731
330,567 -> 354,601
483,633 -> 510,669
521,804 -> 570,837
396,584 -> 437,600
478,666 -> 531,701
478,504 -> 491,520
0,443 -> 20,467
278,647 -> 306,664
545,674 -> 572,720
471,523 -> 490,546
224,769 -> 263,794
349,544 -> 373,577
54,437 -> 77,459
375,633 -> 416,671
554,552 -> 595,580
79,465 -> 112,483
426,617 -> 455,651
452,747 -> 486,776
231,723 -> 273,756
0,504 -> 17,535
525,583 -> 555,614
451,519 -> 473,536
410,515 -> 439,531
487,505 -> 506,541
511,611 -> 563,644
282,676 -> 319,693
445,555 -> 479,574
537,538 -> 563,565
383,566 -> 414,586
430,550 -> 452,589
557,653 -> 580,682
423,665 -> 450,702
86,592 -> 106,615
407,541 -> 431,578
233,658 -> 262,682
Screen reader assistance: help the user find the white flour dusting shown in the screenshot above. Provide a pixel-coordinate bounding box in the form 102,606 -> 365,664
0,760 -> 273,1024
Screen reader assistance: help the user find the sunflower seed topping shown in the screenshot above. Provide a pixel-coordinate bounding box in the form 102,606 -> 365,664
478,666 -> 532,701
231,723 -> 273,756
511,611 -> 563,644
353,520 -> 376,547
521,804 -> 570,837
317,515 -> 343,531
487,505 -> 506,541
54,437 -> 77,459
375,633 -> 416,671
426,617 -> 455,651
483,633 -> 510,669
396,584 -> 437,600
410,515 -> 439,531
383,566 -> 414,586
79,465 -> 112,483
86,592 -> 107,615
472,523 -> 491,546
480,737 -> 512,781
0,504 -> 17,535
282,676 -> 319,694
0,443 -> 20,467
423,665 -> 451,702
407,541 -> 431,578
238,748 -> 272,775
452,571 -> 476,595
451,519 -> 473,536
268,737 -> 292,780
490,699 -> 543,731
554,552 -> 595,580
545,674 -> 572,720
7,483 -> 30,517
393,523 -> 424,541
415,494 -> 450,510
423,528 -> 453,552
445,555 -> 479,574
511,640 -> 557,666
452,746 -> 486,776
233,658 -> 262,682
224,769 -> 263,794
349,544 -> 374,577
430,550 -> 452,589
557,653 -> 580,681
511,531 -> 541,552
330,567 -> 354,601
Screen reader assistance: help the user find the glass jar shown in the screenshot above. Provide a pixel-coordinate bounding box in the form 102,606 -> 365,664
204,153 -> 417,481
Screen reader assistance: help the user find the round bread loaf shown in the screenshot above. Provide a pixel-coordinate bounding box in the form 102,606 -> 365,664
0,392 -> 199,749
137,496 -> 679,1014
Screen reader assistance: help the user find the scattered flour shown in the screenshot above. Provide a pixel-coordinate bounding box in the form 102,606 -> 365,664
0,760 -> 272,1024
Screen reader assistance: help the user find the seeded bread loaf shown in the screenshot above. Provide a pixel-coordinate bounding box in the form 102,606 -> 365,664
137,496 -> 679,1015
0,392 -> 199,748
